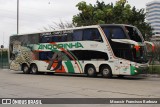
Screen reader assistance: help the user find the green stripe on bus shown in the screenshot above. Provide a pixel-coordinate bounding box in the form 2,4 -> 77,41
65,61 -> 74,73
130,66 -> 139,75
67,49 -> 83,72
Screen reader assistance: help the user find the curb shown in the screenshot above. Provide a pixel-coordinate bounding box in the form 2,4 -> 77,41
139,74 -> 160,78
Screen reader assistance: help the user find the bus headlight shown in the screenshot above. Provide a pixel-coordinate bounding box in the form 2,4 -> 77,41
134,70 -> 138,73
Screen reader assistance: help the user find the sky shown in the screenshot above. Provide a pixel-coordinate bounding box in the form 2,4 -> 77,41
0,0 -> 154,47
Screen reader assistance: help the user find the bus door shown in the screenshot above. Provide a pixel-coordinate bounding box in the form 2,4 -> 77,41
116,49 -> 131,75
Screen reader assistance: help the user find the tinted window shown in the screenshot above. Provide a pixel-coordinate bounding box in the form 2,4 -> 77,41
66,33 -> 73,41
52,36 -> 67,42
83,29 -> 102,42
102,28 -> 110,38
73,30 -> 83,41
28,34 -> 39,44
112,28 -> 125,39
52,36 -> 60,42
125,26 -> 142,42
40,35 -> 52,43
68,50 -> 108,60
114,49 -> 133,61
102,27 -> 126,39
52,31 -> 73,42
39,52 -> 53,60
61,35 -> 67,42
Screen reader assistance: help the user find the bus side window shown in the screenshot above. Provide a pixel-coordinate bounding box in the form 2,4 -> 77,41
52,36 -> 59,42
39,52 -> 53,60
28,34 -> 39,44
73,30 -> 83,41
111,28 -> 126,39
40,35 -> 52,43
61,35 -> 67,42
39,52 -> 47,60
67,33 -> 73,41
91,29 -> 102,42
83,29 -> 102,42
102,28 -> 111,38
83,29 -> 92,40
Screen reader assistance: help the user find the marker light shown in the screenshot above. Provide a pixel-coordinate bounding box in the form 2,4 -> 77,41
152,44 -> 155,52
134,45 -> 140,51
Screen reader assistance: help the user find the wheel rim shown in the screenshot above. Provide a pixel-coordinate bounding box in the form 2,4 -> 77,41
24,66 -> 28,72
102,68 -> 109,76
32,66 -> 37,73
88,68 -> 94,75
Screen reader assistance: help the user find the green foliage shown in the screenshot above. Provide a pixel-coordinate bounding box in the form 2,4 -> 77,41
149,65 -> 160,74
0,50 -> 9,68
73,0 -> 152,40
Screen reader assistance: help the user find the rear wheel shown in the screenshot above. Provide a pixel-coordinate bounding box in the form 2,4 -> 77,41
22,64 -> 30,74
30,64 -> 39,74
86,65 -> 97,77
101,65 -> 112,78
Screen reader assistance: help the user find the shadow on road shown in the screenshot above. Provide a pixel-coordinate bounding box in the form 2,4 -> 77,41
12,71 -> 147,80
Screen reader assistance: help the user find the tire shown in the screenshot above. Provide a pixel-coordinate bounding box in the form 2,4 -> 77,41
30,64 -> 39,74
101,65 -> 112,78
22,64 -> 30,74
86,65 -> 97,77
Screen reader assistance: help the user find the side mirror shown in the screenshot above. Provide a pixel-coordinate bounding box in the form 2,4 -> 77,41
144,41 -> 155,52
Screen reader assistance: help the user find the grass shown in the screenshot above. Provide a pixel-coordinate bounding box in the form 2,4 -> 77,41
148,65 -> 160,74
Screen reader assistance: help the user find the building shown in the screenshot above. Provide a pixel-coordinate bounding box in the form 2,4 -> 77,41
146,0 -> 160,36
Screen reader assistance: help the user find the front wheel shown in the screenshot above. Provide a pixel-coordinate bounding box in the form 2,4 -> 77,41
30,64 -> 39,74
22,64 -> 30,74
101,65 -> 112,78
86,65 -> 97,77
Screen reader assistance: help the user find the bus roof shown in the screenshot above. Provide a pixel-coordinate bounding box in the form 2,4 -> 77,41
100,24 -> 134,27
11,24 -> 134,36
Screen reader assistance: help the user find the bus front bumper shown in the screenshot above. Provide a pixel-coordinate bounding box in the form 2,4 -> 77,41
130,64 -> 149,75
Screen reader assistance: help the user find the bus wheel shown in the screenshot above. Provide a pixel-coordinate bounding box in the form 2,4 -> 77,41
30,64 -> 39,74
101,65 -> 112,78
22,64 -> 30,74
86,65 -> 97,77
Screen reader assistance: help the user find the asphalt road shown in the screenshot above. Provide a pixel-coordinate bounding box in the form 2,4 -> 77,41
0,69 -> 160,107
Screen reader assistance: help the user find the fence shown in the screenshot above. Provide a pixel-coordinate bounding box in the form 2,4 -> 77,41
0,49 -> 9,69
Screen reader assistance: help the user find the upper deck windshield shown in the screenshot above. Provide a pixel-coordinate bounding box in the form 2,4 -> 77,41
125,26 -> 143,42
101,25 -> 148,63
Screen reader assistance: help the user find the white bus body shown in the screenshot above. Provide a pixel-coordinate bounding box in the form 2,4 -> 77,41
9,24 -> 150,78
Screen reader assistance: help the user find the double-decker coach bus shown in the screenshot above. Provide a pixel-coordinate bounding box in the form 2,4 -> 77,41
9,24 -> 152,78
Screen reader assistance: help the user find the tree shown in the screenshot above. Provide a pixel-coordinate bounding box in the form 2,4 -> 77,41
72,0 -> 152,40
40,20 -> 74,31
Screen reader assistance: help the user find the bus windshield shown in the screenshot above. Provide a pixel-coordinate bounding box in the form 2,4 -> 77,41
132,46 -> 148,63
101,25 -> 148,63
125,26 -> 143,42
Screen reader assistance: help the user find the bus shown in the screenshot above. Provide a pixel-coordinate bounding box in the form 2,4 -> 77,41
9,24 -> 153,78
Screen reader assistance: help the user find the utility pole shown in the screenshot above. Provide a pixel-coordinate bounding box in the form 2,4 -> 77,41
17,0 -> 19,34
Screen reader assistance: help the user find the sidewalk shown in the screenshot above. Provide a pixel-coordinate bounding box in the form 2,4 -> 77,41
138,74 -> 160,78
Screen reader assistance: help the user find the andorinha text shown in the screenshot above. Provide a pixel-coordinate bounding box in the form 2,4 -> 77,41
38,42 -> 84,50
